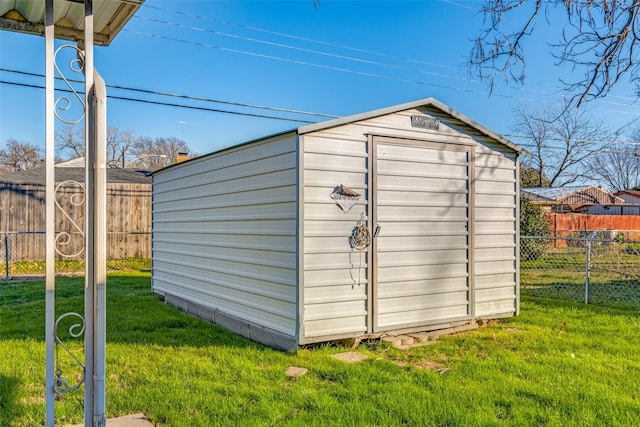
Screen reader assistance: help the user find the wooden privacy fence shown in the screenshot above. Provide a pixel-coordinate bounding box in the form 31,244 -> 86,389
545,213 -> 640,247
0,182 -> 151,261
0,231 -> 151,264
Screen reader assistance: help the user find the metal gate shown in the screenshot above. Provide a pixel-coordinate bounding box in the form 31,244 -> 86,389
371,136 -> 473,331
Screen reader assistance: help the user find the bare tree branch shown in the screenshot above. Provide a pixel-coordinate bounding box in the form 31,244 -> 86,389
470,0 -> 640,106
514,100 -> 610,186
132,136 -> 195,169
587,125 -> 640,191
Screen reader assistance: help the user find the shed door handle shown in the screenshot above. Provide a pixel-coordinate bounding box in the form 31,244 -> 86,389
373,224 -> 382,238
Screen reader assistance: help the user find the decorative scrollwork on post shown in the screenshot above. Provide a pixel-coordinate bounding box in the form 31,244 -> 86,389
54,312 -> 85,394
55,180 -> 85,258
54,44 -> 85,124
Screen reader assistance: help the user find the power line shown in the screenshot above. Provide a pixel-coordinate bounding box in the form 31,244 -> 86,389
139,2 -> 640,109
7,77 -> 640,154
123,28 -> 520,100
133,15 -> 474,84
142,3 -> 461,72
0,68 -> 336,119
505,134 -> 640,146
440,0 -> 478,11
0,80 -> 318,124
124,18 -> 640,115
5,68 -> 640,148
517,142 -> 640,155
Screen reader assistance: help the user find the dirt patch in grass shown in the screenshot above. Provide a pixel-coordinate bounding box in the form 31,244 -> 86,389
415,360 -> 445,371
389,358 -> 449,373
331,351 -> 368,364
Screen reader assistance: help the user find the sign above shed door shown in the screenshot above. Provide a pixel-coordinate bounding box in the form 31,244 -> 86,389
371,136 -> 472,332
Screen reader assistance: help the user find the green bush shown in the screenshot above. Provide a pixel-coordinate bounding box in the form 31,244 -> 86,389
520,198 -> 551,260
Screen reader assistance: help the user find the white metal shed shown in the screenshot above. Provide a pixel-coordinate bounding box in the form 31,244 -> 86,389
151,98 -> 524,351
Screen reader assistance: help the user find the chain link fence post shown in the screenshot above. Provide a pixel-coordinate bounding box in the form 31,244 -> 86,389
521,231 -> 640,308
3,232 -> 8,281
585,232 -> 591,304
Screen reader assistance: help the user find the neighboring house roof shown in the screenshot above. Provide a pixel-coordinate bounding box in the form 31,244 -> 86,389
522,186 -> 624,206
522,186 -> 591,202
57,157 -> 86,168
614,189 -> 640,199
0,162 -> 151,185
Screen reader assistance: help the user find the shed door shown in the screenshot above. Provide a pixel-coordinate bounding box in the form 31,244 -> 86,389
372,136 -> 472,332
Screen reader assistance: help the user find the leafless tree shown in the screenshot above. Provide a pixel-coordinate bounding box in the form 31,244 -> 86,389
107,128 -> 137,168
132,136 -> 194,169
587,129 -> 640,192
55,124 -> 84,159
514,100 -> 610,187
470,0 -> 640,106
0,138 -> 44,173
55,125 -> 195,169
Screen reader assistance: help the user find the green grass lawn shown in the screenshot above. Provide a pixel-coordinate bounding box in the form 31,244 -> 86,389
1,273 -> 639,426
521,246 -> 640,306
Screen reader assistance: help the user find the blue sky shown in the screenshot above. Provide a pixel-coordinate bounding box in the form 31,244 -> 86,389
2,0 -> 640,157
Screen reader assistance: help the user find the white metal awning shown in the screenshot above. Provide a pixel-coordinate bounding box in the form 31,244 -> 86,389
1,1 -> 144,425
0,0 -> 142,45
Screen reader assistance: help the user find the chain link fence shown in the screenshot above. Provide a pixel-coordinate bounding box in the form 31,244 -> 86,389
0,231 -> 151,279
521,232 -> 640,308
4,228 -> 640,308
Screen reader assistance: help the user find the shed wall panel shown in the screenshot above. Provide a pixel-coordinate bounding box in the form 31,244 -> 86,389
377,305 -> 469,327
473,149 -> 518,316
301,107 -> 519,342
374,139 -> 471,331
304,268 -> 369,287
301,128 -> 370,340
304,317 -> 367,337
153,135 -> 299,338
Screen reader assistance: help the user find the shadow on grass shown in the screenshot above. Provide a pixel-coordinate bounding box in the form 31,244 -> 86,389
0,273 -> 262,351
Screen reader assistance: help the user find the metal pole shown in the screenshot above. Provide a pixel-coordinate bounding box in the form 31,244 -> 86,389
91,70 -> 108,427
44,0 -> 56,425
83,3 -> 108,424
4,232 -> 9,281
585,234 -> 591,305
83,1 -> 96,424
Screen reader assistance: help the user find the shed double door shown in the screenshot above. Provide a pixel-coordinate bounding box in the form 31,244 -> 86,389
371,136 -> 473,332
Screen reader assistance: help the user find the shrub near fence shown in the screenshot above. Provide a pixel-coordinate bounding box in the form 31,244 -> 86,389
521,234 -> 640,307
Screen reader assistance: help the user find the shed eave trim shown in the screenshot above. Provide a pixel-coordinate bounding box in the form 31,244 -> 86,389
150,129 -> 298,176
297,97 -> 527,155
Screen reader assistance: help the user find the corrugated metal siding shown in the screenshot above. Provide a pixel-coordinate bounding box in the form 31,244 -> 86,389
301,107 -> 487,341
474,143 -> 517,316
375,140 -> 470,330
153,135 -> 299,337
302,134 -> 369,339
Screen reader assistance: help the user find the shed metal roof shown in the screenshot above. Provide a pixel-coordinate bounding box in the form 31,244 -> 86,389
0,0 -> 143,45
298,97 -> 527,155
